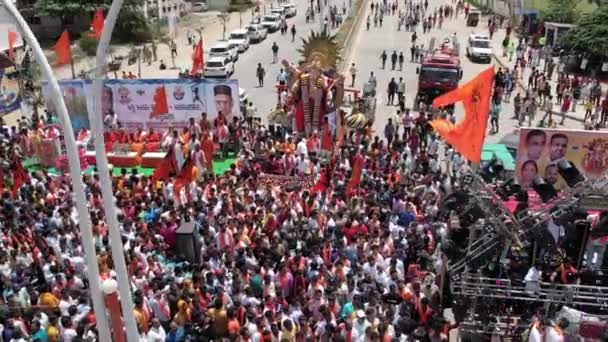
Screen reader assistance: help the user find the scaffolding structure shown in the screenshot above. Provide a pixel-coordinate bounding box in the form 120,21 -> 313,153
446,167 -> 608,337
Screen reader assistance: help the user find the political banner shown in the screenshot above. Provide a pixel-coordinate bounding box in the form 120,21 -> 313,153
0,68 -> 22,116
42,79 -> 92,131
516,128 -> 608,190
43,78 -> 240,130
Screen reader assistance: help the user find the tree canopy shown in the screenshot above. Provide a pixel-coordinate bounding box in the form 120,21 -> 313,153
562,5 -> 608,58
540,0 -> 581,23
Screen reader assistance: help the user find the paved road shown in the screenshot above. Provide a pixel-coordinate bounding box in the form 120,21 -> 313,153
345,0 -> 519,145
231,0 -> 352,118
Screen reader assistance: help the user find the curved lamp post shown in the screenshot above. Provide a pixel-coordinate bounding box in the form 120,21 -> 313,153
89,0 -> 140,341
0,1 -> 112,341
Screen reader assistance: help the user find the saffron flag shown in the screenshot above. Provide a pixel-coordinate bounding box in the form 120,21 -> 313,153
431,66 -> 495,164
54,30 -> 72,65
345,153 -> 364,196
11,156 -> 30,197
151,148 -> 177,182
7,31 -> 17,60
191,39 -> 204,75
173,156 -> 197,199
150,86 -> 169,118
90,8 -> 105,40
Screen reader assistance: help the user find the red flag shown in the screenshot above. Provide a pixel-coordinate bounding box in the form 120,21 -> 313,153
11,156 -> 29,197
90,8 -> 105,40
151,148 -> 177,182
191,39 -> 204,75
7,31 -> 17,60
150,86 -> 169,118
345,153 -> 364,196
54,30 -> 72,65
431,66 -> 495,163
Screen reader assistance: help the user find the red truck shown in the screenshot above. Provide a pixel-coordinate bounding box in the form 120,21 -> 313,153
414,37 -> 463,111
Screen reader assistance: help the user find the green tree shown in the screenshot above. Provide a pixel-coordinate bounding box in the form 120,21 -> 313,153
562,5 -> 608,58
34,0 -> 106,26
540,0 -> 581,23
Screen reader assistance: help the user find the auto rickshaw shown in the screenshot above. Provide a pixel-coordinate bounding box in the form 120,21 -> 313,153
467,10 -> 481,26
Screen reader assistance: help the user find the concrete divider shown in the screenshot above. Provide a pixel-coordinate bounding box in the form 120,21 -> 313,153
338,0 -> 369,73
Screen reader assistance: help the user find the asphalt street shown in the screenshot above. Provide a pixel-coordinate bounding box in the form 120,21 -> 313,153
343,0 -> 527,145
231,0 -> 352,117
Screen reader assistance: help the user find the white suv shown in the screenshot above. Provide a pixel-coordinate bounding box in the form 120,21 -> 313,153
261,14 -> 281,32
228,29 -> 250,53
466,34 -> 493,63
281,4 -> 297,17
246,24 -> 268,43
203,56 -> 234,78
209,42 -> 239,62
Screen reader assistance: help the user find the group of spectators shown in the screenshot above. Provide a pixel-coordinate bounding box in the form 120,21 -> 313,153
0,106 -> 459,342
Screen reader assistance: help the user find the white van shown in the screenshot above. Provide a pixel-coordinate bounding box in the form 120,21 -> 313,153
228,29 -> 250,53
203,56 -> 234,78
281,4 -> 297,17
261,14 -> 281,32
246,24 -> 268,43
209,42 -> 238,62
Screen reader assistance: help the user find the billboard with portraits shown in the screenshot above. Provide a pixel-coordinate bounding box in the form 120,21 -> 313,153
516,128 -> 608,190
43,78 -> 240,130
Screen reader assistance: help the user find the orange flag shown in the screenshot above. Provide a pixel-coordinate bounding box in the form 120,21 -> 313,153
191,39 -> 204,75
90,8 -> 105,40
431,66 -> 495,164
151,148 -> 177,182
345,153 -> 364,196
150,86 -> 169,117
54,30 -> 72,65
173,157 -> 197,200
11,155 -> 29,197
7,31 -> 17,60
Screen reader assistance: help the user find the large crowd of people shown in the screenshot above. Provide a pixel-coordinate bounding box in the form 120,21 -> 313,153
0,104 -> 461,342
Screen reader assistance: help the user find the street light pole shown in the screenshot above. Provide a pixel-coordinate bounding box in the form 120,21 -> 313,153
91,0 -> 140,341
0,1 -> 112,341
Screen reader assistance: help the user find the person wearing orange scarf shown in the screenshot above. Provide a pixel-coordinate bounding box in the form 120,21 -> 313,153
201,131 -> 215,174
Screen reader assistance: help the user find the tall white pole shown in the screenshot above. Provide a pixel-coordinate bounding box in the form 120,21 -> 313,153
0,1 -> 112,341
90,1 -> 140,341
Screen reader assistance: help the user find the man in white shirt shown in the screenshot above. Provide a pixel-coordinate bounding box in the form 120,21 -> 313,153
147,318 -> 167,342
352,310 -> 371,341
296,154 -> 311,176
349,63 -> 357,87
296,138 -> 308,156
524,262 -> 542,296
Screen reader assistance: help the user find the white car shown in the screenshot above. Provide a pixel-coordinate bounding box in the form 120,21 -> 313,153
466,34 -> 493,63
261,14 -> 281,32
191,1 -> 208,12
203,56 -> 234,78
228,29 -> 250,53
246,24 -> 268,43
271,8 -> 286,19
209,42 -> 239,62
281,4 -> 297,17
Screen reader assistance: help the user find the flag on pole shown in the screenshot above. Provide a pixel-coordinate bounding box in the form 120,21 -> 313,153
7,31 -> 17,61
54,30 -> 73,65
90,8 -> 105,40
150,86 -> 169,117
191,39 -> 204,75
431,66 -> 495,164
345,153 -> 364,196
151,148 -> 177,182
11,156 -> 29,197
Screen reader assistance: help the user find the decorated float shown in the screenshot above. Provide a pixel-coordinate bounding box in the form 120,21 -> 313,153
272,31 -> 376,135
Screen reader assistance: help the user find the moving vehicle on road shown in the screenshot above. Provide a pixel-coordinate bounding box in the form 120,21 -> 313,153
281,4 -> 297,17
467,10 -> 481,26
209,42 -> 239,62
191,1 -> 208,12
466,34 -> 493,63
246,24 -> 268,43
271,7 -> 287,19
415,37 -> 463,111
228,29 -> 250,53
203,56 -> 235,78
261,14 -> 281,32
